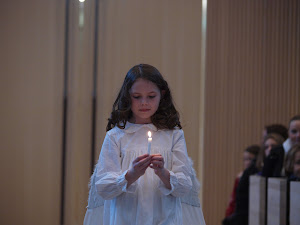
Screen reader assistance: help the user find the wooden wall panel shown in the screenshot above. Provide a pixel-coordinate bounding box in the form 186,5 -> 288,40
204,0 -> 300,224
0,1 -> 65,225
95,0 -> 203,184
63,1 -> 96,225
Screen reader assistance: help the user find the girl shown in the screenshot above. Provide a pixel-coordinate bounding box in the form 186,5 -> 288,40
84,64 -> 205,225
256,133 -> 285,177
285,144 -> 300,180
283,115 -> 300,153
223,145 -> 260,221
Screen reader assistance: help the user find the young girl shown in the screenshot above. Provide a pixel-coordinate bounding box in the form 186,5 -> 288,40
256,133 -> 285,177
223,145 -> 260,221
285,144 -> 300,180
84,64 -> 205,225
283,115 -> 300,153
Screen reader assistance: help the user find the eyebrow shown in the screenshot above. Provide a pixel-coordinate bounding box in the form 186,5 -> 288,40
131,91 -> 158,94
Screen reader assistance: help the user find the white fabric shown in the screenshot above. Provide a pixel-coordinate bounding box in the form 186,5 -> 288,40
182,203 -> 206,225
84,207 -> 104,225
84,122 -> 206,225
283,138 -> 292,153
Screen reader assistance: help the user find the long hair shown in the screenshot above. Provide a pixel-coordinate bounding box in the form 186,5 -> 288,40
244,145 -> 260,157
284,144 -> 300,177
106,64 -> 181,131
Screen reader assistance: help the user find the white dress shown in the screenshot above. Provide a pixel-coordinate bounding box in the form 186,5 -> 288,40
84,122 -> 206,225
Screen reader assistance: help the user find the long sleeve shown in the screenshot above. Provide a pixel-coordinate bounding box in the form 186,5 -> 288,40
95,133 -> 137,200
159,130 -> 192,197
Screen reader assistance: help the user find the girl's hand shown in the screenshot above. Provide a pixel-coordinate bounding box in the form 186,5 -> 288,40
125,154 -> 151,187
150,154 -> 171,189
150,154 -> 165,175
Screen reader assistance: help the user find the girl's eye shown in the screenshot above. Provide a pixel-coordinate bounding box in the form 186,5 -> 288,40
149,96 -> 156,99
132,96 -> 140,99
291,129 -> 299,134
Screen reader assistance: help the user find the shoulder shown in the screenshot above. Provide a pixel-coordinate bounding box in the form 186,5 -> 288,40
160,127 -> 183,134
104,126 -> 126,145
106,125 -> 129,136
157,127 -> 184,138
171,128 -> 185,140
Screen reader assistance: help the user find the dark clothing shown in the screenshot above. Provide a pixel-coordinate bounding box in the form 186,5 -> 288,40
261,145 -> 285,177
222,162 -> 258,225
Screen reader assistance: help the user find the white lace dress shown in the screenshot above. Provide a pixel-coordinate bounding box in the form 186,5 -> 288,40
84,123 -> 206,225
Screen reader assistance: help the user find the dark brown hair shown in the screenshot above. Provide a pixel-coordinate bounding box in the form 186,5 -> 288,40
289,115 -> 300,128
265,124 -> 288,140
106,64 -> 182,131
284,144 -> 300,176
244,145 -> 260,157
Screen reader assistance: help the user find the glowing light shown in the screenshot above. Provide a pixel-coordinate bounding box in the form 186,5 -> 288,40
147,131 -> 152,154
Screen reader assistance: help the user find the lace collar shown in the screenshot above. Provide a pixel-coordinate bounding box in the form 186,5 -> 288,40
123,122 -> 158,134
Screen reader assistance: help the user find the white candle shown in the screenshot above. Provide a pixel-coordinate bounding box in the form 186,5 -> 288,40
147,131 -> 152,154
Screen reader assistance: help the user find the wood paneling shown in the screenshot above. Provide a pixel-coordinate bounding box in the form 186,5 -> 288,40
0,1 -> 65,225
204,0 -> 300,224
63,1 -> 96,225
95,0 -> 203,182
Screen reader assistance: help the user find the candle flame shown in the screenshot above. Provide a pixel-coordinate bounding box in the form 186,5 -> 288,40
148,131 -> 152,138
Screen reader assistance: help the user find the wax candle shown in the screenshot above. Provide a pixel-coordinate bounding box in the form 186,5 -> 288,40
147,131 -> 152,154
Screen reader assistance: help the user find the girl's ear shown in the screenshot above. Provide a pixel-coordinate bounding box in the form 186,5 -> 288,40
161,90 -> 166,97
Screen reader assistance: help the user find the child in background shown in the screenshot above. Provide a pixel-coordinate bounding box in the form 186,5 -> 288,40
222,145 -> 260,223
284,144 -> 300,225
285,144 -> 300,181
84,64 -> 205,225
283,115 -> 300,153
256,133 -> 285,177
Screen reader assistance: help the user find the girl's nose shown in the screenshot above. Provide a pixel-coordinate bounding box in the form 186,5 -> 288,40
141,98 -> 148,105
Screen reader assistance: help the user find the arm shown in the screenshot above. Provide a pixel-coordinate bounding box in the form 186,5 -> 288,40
153,130 -> 192,197
95,133 -> 137,200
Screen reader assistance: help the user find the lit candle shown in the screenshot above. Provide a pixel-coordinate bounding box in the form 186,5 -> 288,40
147,131 -> 152,154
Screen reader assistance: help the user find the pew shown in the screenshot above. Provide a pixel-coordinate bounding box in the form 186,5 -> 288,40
267,178 -> 287,225
249,175 -> 266,225
289,181 -> 300,225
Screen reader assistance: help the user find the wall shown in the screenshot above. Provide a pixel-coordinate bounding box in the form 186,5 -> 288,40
0,0 -> 65,224
203,0 -> 300,224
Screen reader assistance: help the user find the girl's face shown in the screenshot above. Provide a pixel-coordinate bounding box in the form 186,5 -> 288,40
289,120 -> 300,146
243,152 -> 255,169
293,151 -> 300,178
264,138 -> 278,157
129,78 -> 161,124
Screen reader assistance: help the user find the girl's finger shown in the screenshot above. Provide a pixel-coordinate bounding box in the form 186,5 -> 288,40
137,156 -> 152,167
151,160 -> 163,168
133,154 -> 150,163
